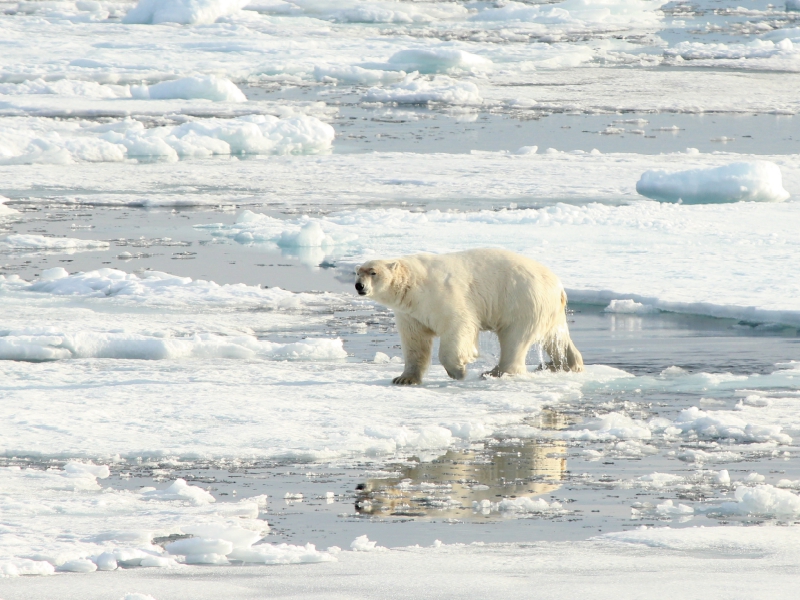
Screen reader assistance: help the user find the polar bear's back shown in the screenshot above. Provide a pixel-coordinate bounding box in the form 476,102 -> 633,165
405,248 -> 566,335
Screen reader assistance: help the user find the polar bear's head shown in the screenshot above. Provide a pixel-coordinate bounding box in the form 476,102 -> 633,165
355,259 -> 409,305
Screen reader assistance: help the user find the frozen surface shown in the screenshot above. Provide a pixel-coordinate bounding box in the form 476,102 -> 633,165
0,115 -> 335,164
3,0 -> 800,594
4,527 -> 800,599
123,0 -> 250,25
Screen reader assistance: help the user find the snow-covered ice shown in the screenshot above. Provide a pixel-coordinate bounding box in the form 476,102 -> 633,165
3,0 -> 800,595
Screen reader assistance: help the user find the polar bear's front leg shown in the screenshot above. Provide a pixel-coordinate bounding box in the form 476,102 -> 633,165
438,324 -> 479,381
393,313 -> 434,385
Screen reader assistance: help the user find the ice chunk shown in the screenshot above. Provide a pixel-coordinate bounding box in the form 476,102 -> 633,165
0,234 -> 109,252
182,524 -> 262,548
93,552 -> 118,571
636,162 -> 790,204
603,299 -> 658,314
576,412 -> 652,440
385,49 -> 491,74
314,66 -> 406,85
131,76 -> 246,103
472,496 -> 563,515
279,221 -> 327,248
350,535 -> 386,552
0,559 -> 55,577
677,449 -> 743,464
184,553 -> 230,565
122,0 -> 249,25
716,485 -> 800,517
229,542 -> 337,564
57,558 -> 98,573
139,555 -> 177,568
165,537 -> 234,556
638,473 -> 684,487
364,75 -> 482,106
656,499 -> 694,515
140,479 -> 216,505
715,470 -> 731,485
672,407 -> 792,444
495,497 -> 563,513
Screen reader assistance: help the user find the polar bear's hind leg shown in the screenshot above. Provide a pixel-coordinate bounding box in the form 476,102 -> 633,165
484,325 -> 536,378
438,324 -> 479,380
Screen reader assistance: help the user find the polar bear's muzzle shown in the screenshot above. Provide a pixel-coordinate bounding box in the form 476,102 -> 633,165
355,281 -> 367,296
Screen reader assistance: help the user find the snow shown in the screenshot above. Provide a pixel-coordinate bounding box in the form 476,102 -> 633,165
636,161 -> 790,204
123,0 -> 250,25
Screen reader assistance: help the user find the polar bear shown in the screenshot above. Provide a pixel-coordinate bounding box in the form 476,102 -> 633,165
355,248 -> 583,384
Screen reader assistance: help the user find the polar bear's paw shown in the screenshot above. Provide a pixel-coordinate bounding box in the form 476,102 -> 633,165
393,373 -> 422,385
481,366 -> 503,379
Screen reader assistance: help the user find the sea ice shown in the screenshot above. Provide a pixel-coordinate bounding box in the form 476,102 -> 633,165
364,75 -> 483,106
350,535 -> 386,552
0,115 -> 335,164
123,0 -> 250,25
636,161 -> 790,204
672,407 -> 792,444
715,484 -> 800,518
131,76 -> 247,103
384,49 -> 491,74
0,234 -> 109,252
603,299 -> 658,314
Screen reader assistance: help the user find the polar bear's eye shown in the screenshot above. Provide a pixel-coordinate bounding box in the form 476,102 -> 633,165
369,270 -> 377,276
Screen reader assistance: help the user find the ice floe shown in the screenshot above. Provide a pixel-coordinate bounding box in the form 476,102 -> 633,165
0,234 -> 109,253
364,75 -> 483,106
0,329 -> 347,362
672,407 -> 792,444
0,267 -> 344,311
636,161 -> 790,204
131,76 -> 247,103
0,462 -> 338,577
0,115 -> 334,164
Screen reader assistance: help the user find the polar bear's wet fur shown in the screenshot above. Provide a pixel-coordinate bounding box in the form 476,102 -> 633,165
356,248 -> 583,384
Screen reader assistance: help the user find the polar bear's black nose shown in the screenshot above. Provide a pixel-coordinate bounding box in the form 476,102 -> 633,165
355,282 -> 365,294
